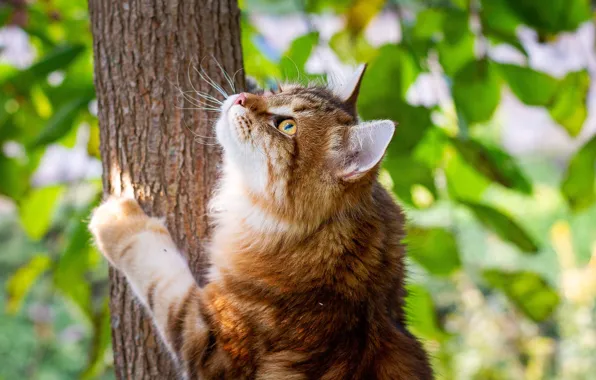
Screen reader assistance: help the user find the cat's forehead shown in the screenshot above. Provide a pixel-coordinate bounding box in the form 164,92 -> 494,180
266,85 -> 357,122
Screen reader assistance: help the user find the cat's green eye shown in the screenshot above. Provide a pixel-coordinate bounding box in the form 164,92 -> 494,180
277,119 -> 297,135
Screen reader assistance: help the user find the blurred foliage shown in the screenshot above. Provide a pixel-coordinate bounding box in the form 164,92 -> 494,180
1,0 -> 595,379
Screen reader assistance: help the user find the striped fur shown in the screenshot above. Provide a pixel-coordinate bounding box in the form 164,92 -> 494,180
90,80 -> 432,379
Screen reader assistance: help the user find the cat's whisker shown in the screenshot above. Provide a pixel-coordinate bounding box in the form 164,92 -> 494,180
200,66 -> 230,98
190,91 -> 224,105
231,68 -> 244,92
194,63 -> 229,99
169,78 -> 210,109
174,91 -> 221,109
186,62 -> 225,107
211,55 -> 236,94
186,95 -> 222,108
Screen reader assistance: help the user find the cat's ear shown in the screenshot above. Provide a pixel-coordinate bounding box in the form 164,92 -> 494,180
338,120 -> 395,182
335,64 -> 367,107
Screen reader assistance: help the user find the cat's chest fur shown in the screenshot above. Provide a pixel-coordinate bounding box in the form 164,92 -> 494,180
198,184 -> 422,379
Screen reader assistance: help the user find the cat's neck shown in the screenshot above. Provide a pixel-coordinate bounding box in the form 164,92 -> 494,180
206,166 -> 390,293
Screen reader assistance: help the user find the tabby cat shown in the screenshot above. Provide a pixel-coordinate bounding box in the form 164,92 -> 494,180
90,65 -> 433,379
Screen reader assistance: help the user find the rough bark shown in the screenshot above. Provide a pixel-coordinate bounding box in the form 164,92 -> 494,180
88,0 -> 244,378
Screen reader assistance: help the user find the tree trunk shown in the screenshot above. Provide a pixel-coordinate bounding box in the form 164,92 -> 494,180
88,0 -> 244,378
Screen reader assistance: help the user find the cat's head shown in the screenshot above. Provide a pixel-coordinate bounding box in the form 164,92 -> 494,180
215,65 -> 394,223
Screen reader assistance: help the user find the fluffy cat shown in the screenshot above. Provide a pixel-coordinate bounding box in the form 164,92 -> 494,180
89,65 -> 433,379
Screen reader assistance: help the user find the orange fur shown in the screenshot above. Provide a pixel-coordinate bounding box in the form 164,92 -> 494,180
90,70 -> 432,379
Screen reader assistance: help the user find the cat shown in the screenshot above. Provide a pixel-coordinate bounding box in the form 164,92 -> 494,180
89,65 -> 433,379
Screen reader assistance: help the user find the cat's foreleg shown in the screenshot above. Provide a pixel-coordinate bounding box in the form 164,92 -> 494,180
89,197 -> 209,361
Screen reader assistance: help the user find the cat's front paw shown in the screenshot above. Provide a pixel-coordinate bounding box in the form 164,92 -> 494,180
89,196 -> 154,266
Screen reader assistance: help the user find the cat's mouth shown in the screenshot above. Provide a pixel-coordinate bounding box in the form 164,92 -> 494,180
216,94 -> 251,148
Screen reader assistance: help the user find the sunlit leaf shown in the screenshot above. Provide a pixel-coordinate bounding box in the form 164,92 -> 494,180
497,64 -> 559,106
5,255 -> 51,314
449,137 -> 532,194
460,201 -> 539,253
413,128 -> 449,169
345,0 -> 385,35
360,44 -> 419,101
241,16 -> 280,82
329,29 -> 378,65
87,120 -> 101,158
279,32 -> 319,81
18,185 -> 64,240
484,269 -> 560,322
412,8 -> 445,40
452,59 -> 501,124
547,70 -> 589,137
405,284 -> 449,341
406,226 -> 461,276
561,135 -> 596,212
304,0 -> 352,13
444,146 -> 490,202
0,154 -> 29,201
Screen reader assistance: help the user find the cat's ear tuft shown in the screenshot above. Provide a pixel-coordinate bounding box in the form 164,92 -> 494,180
339,120 -> 395,182
335,64 -> 367,107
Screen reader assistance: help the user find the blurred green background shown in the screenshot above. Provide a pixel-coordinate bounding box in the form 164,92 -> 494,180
1,0 -> 595,379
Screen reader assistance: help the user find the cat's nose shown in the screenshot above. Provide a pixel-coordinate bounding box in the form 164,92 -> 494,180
234,93 -> 247,107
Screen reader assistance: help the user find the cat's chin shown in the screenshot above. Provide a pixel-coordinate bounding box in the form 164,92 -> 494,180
215,94 -> 244,149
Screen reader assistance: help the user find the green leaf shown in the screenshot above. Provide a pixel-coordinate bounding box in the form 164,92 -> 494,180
405,284 -> 449,341
412,9 -> 445,40
413,128 -> 448,169
547,70 -> 589,137
384,155 -> 437,208
359,44 -> 419,102
81,300 -> 112,379
5,44 -> 85,91
304,0 -> 352,13
345,0 -> 385,35
449,137 -> 532,194
561,135 -> 596,212
504,0 -> 591,36
243,0 -> 302,14
445,146 -> 491,202
406,226 -> 461,276
18,185 -> 64,240
0,6 -> 12,26
497,64 -> 559,106
0,154 -> 29,201
54,194 -> 101,321
480,0 -> 527,55
6,255 -> 51,314
329,29 -> 378,65
87,121 -> 101,158
460,201 -> 539,253
358,45 -> 430,154
452,60 -> 501,124
30,93 -> 92,148
279,32 -> 319,81
435,10 -> 475,76
390,104 -> 434,154
483,270 -> 560,322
